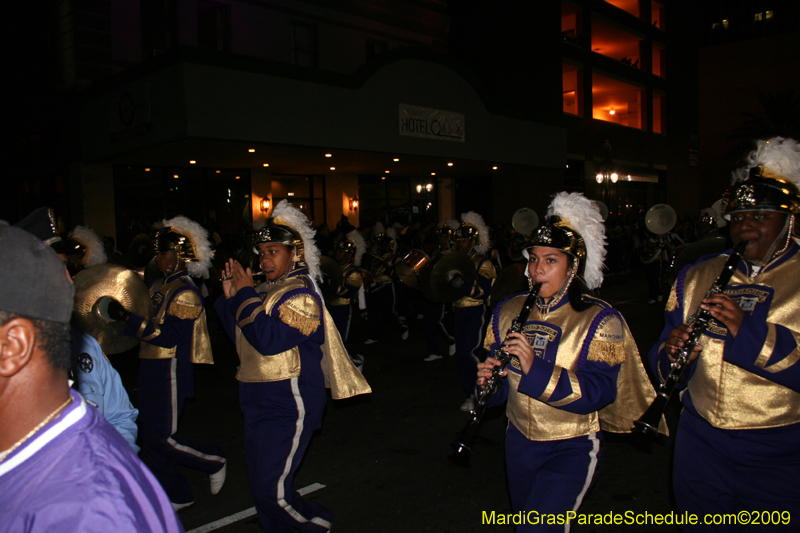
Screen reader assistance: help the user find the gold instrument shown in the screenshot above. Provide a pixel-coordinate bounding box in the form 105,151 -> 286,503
72,264 -> 152,354
429,251 -> 476,303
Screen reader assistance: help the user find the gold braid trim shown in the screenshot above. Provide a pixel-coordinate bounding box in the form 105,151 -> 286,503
587,341 -> 626,366
278,294 -> 321,337
483,322 -> 496,352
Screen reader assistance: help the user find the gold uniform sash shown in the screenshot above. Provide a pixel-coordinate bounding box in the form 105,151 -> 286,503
675,253 -> 800,429
138,276 -> 213,364
235,274 -> 371,399
488,294 -> 660,441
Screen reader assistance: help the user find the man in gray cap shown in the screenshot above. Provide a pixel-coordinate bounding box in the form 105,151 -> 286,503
0,225 -> 183,532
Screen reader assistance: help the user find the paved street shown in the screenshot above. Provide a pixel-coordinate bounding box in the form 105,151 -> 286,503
110,270 -> 682,532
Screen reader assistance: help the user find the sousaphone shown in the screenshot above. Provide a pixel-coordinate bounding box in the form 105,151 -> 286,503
511,208 -> 539,238
72,264 -> 152,354
641,204 -> 677,265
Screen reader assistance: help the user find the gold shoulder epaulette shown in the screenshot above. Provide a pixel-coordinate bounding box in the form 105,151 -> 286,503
278,292 -> 321,336
167,289 -> 204,320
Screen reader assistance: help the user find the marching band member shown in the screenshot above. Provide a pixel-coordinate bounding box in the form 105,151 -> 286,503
13,207 -> 139,453
422,220 -> 458,362
327,229 -> 367,369
63,224 -> 108,277
651,137 -> 800,530
363,222 -> 409,344
451,211 -> 496,411
120,216 -> 227,510
215,200 -> 371,532
477,192 -> 656,532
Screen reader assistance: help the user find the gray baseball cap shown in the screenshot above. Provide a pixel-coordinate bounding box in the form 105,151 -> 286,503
0,225 -> 75,323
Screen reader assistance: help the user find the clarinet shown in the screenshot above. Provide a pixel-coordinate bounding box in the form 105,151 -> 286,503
634,239 -> 749,436
451,282 -> 542,465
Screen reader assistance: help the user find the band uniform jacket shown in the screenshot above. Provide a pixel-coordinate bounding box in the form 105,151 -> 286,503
485,291 -> 659,441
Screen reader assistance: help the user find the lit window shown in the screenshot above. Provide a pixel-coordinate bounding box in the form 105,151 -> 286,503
653,93 -> 665,134
652,43 -> 666,78
592,71 -> 645,130
591,16 -> 642,68
604,0 -> 639,18
766,11 -> 773,20
561,3 -> 581,44
563,63 -> 582,116
722,19 -> 729,29
651,1 -> 665,30
754,12 -> 763,22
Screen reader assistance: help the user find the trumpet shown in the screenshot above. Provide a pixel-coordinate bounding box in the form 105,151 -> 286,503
451,282 -> 542,466
634,239 -> 749,435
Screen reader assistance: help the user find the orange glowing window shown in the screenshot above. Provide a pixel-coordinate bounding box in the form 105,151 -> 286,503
653,93 -> 665,134
652,43 -> 666,77
561,3 -> 581,44
604,0 -> 639,18
592,71 -> 645,130
591,16 -> 643,69
563,63 -> 582,116
652,1 -> 665,30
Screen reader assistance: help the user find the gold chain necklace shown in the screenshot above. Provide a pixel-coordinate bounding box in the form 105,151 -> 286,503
0,396 -> 73,463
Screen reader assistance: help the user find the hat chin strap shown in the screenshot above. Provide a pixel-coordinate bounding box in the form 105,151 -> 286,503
755,214 -> 794,268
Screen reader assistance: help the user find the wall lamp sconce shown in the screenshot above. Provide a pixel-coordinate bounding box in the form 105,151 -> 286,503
416,183 -> 434,193
260,199 -> 271,212
349,197 -> 359,211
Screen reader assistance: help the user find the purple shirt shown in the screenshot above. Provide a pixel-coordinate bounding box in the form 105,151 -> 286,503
0,389 -> 184,533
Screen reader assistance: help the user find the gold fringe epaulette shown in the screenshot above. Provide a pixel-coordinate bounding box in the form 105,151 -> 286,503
168,296 -> 204,320
587,341 -> 626,366
278,294 -> 321,336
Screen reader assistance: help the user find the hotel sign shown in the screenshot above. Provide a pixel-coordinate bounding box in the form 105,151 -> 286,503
399,104 -> 465,142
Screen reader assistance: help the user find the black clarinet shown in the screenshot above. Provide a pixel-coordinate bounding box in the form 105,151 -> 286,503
634,239 -> 749,436
450,282 -> 542,466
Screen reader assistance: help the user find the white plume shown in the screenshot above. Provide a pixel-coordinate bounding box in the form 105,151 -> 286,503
347,229 -> 367,266
460,211 -> 490,254
162,216 -> 214,279
732,136 -> 800,187
272,200 -> 322,284
546,192 -> 607,290
70,225 -> 107,266
446,219 -> 460,231
373,222 -> 385,236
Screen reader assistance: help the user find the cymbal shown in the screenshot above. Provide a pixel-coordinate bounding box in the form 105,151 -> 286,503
72,264 -> 152,354
319,256 -> 344,299
430,251 -> 476,303
489,263 -> 529,310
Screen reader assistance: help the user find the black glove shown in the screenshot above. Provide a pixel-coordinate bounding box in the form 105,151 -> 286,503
107,299 -> 131,321
450,273 -> 465,289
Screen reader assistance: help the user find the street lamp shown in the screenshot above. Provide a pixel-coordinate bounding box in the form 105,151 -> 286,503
595,140 -> 618,209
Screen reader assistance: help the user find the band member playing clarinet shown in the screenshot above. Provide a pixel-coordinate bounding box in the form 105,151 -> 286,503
477,192 -> 656,532
651,137 -> 800,530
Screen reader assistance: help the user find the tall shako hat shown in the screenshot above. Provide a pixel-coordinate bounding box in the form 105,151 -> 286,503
156,216 -> 214,278
525,192 -> 607,290
13,207 -> 78,256
65,225 -> 108,267
723,137 -> 800,219
456,212 -> 490,254
336,229 -> 367,266
253,200 -> 322,282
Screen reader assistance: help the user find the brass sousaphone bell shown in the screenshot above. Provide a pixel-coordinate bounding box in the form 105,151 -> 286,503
511,207 -> 539,238
72,264 -> 152,354
641,204 -> 677,265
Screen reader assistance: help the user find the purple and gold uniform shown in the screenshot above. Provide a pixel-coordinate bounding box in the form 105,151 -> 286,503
650,244 -> 800,528
454,251 -> 496,395
215,264 -> 370,532
487,291 -> 655,532
126,270 -> 226,505
327,262 -> 363,342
